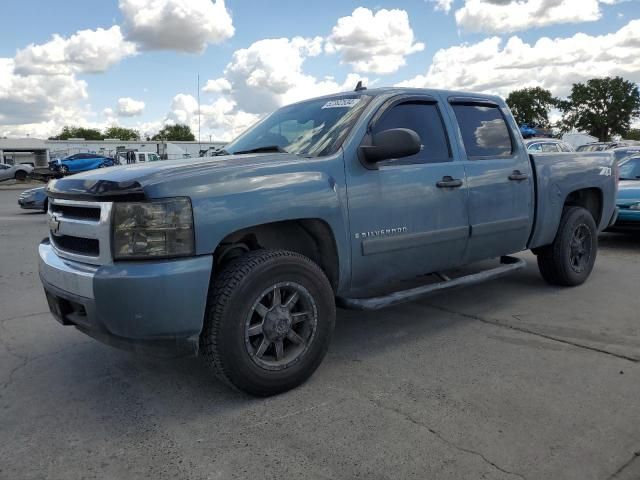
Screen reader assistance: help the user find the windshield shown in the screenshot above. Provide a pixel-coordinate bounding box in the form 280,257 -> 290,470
225,95 -> 371,157
619,158 -> 640,180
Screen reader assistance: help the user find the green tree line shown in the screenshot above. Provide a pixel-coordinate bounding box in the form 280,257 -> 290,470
49,124 -> 196,142
506,76 -> 640,141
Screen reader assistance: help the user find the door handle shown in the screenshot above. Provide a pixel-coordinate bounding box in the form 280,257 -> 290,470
509,170 -> 529,181
436,176 -> 463,188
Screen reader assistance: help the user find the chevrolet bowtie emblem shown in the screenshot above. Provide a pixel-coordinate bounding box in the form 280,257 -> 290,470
49,215 -> 60,235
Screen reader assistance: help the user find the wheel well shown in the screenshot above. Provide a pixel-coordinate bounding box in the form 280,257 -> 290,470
564,188 -> 602,227
214,219 -> 340,291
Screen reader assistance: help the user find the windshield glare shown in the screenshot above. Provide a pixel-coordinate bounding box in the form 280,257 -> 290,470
225,95 -> 371,157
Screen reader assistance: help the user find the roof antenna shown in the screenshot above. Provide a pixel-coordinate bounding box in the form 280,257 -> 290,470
354,80 -> 366,92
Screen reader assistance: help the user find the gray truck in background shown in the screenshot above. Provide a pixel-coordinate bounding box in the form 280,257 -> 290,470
39,87 -> 618,396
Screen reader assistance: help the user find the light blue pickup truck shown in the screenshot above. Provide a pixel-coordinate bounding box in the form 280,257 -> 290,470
39,87 -> 618,395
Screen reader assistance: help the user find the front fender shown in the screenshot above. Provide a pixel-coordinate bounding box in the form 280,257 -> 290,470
144,155 -> 351,290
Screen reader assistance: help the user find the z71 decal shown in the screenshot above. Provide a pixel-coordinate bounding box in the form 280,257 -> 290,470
599,167 -> 612,176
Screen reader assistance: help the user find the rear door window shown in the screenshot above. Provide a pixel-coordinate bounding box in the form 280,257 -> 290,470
451,104 -> 513,158
372,102 -> 450,164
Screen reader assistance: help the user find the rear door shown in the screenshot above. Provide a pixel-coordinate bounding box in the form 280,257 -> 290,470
346,96 -> 470,291
448,99 -> 534,262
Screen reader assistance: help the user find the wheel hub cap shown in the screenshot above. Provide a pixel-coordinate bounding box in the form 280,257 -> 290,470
244,282 -> 318,371
264,307 -> 292,340
569,224 -> 591,273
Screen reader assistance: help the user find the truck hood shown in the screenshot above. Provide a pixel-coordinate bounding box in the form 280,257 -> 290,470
617,180 -> 640,206
46,153 -> 306,200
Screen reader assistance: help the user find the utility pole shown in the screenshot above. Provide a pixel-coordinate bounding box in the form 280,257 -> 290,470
197,74 -> 201,151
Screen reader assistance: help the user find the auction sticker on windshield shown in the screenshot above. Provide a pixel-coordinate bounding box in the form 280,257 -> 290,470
321,98 -> 361,109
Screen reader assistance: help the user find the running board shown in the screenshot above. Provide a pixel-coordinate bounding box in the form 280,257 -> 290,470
337,256 -> 526,311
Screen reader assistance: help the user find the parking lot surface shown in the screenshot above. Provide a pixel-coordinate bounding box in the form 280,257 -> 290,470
1,188 -> 639,480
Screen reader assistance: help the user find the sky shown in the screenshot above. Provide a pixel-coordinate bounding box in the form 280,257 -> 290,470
0,0 -> 638,141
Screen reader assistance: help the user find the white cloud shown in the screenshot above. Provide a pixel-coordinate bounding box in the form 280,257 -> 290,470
220,36 -> 339,113
455,0 -> 619,34
119,0 -> 234,53
0,58 -> 89,137
159,93 -> 259,141
198,35 -> 371,141
429,0 -> 455,13
14,26 -> 136,75
116,97 -> 145,116
325,7 -> 425,74
202,77 -> 232,93
398,19 -> 640,97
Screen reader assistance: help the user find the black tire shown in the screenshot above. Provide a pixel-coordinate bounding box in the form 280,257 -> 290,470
201,249 -> 335,396
42,199 -> 48,213
536,206 -> 598,286
14,170 -> 27,181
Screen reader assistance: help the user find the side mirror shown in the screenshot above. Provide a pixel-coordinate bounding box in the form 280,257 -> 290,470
360,128 -> 421,164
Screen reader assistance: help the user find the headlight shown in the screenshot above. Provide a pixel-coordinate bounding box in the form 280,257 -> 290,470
629,203 -> 640,211
112,197 -> 195,260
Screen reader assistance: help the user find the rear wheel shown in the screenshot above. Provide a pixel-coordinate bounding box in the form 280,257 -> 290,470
536,206 -> 597,286
14,170 -> 27,181
201,249 -> 335,396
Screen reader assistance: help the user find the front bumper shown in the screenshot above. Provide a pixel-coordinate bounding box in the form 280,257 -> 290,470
39,240 -> 213,357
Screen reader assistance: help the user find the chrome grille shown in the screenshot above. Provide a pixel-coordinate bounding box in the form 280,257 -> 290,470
48,198 -> 113,265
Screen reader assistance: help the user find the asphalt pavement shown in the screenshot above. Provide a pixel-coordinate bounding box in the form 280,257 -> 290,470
1,188 -> 639,480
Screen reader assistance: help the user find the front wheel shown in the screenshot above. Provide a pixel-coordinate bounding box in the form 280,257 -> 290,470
201,250 -> 335,396
60,165 -> 69,175
536,206 -> 598,286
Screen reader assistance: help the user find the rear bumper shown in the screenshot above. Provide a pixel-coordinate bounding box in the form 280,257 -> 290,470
39,240 -> 213,357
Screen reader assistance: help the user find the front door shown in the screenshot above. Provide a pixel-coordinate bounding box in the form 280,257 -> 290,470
346,98 -> 470,293
448,100 -> 534,262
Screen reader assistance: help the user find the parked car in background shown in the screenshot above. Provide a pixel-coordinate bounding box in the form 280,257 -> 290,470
611,146 -> 640,163
18,186 -> 48,212
608,155 -> 640,232
49,153 -> 115,174
576,142 -> 629,152
525,139 -> 574,153
519,123 -> 553,139
0,163 -> 34,182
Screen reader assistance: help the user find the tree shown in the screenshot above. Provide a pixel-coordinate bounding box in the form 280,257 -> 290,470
506,87 -> 558,127
104,126 -> 141,141
559,76 -> 640,141
49,126 -> 104,140
625,128 -> 640,141
151,124 -> 195,141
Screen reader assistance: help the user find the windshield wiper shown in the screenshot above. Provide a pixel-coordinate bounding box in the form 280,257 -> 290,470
233,145 -> 288,155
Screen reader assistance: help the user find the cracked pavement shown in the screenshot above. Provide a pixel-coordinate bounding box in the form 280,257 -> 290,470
1,189 -> 639,479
